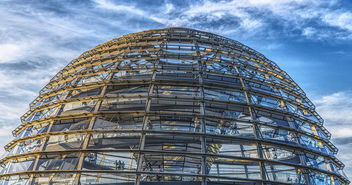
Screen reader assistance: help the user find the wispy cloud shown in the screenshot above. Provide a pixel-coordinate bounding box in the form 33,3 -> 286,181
92,0 -> 352,40
94,0 -> 167,24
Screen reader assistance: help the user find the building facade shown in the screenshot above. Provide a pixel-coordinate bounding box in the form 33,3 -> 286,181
0,28 -> 349,185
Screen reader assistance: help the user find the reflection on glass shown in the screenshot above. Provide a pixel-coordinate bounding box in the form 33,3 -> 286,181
264,164 -> 305,184
309,171 -> 335,185
80,173 -> 135,184
105,85 -> 148,97
12,138 -> 42,155
250,94 -> 284,110
83,152 -> 137,171
66,87 -> 101,99
206,120 -> 254,137
1,157 -> 35,174
144,134 -> 201,153
51,118 -> 90,132
45,134 -> 85,151
16,122 -> 49,139
25,106 -> 58,122
61,100 -> 96,115
207,157 -> 261,179
88,133 -> 140,150
155,85 -> 200,97
260,126 -> 297,144
0,177 -> 30,185
37,155 -> 79,171
305,153 -> 329,172
100,98 -> 145,112
204,88 -> 246,103
207,139 -> 258,158
32,173 -> 76,184
254,109 -> 290,127
141,153 -> 201,182
262,145 -> 300,164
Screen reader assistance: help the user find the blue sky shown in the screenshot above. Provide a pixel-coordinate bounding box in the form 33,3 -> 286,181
0,0 -> 351,179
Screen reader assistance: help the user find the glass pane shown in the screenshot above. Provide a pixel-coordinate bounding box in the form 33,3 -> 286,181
154,85 -> 200,97
80,173 -> 135,184
83,152 -> 137,171
99,98 -> 145,111
24,106 -> 59,122
147,115 -> 196,132
93,116 -> 143,130
205,104 -> 251,120
309,171 -> 335,185
37,154 -> 79,171
45,134 -> 86,151
66,87 -> 102,99
32,173 -> 76,184
105,84 -> 148,97
1,157 -> 35,174
206,138 -> 258,158
260,125 -> 297,144
305,153 -> 329,171
0,176 -> 30,185
254,109 -> 290,127
144,133 -> 201,153
150,98 -> 200,114
207,157 -> 261,180
141,152 -> 201,181
88,133 -> 140,150
51,118 -> 90,132
204,88 -> 246,103
11,138 -> 42,155
16,122 -> 49,139
264,163 -> 305,184
262,145 -> 300,164
206,119 -> 254,137
60,100 -> 96,115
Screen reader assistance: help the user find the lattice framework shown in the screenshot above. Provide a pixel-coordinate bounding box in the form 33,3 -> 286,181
0,28 -> 349,185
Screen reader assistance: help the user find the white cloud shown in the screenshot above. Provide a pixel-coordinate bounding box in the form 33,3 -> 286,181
94,0 -> 168,26
314,91 -> 352,127
323,11 -> 352,32
165,3 -> 174,14
302,27 -> 316,38
315,91 -> 352,137
0,43 -> 24,62
0,125 -> 16,155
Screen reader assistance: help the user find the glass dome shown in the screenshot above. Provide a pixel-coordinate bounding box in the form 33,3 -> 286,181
0,27 -> 349,185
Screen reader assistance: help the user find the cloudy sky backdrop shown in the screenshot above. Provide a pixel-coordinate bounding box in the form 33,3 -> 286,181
0,0 -> 351,179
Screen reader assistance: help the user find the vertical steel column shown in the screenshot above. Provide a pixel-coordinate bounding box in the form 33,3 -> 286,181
240,144 -> 249,179
234,65 -> 267,184
73,60 -> 120,184
135,38 -> 165,185
194,38 -> 207,185
274,80 -> 310,184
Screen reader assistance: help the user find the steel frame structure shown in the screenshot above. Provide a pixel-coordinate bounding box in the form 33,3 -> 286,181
0,28 -> 349,185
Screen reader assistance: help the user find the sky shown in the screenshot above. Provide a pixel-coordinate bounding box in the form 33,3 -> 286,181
0,0 -> 351,179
